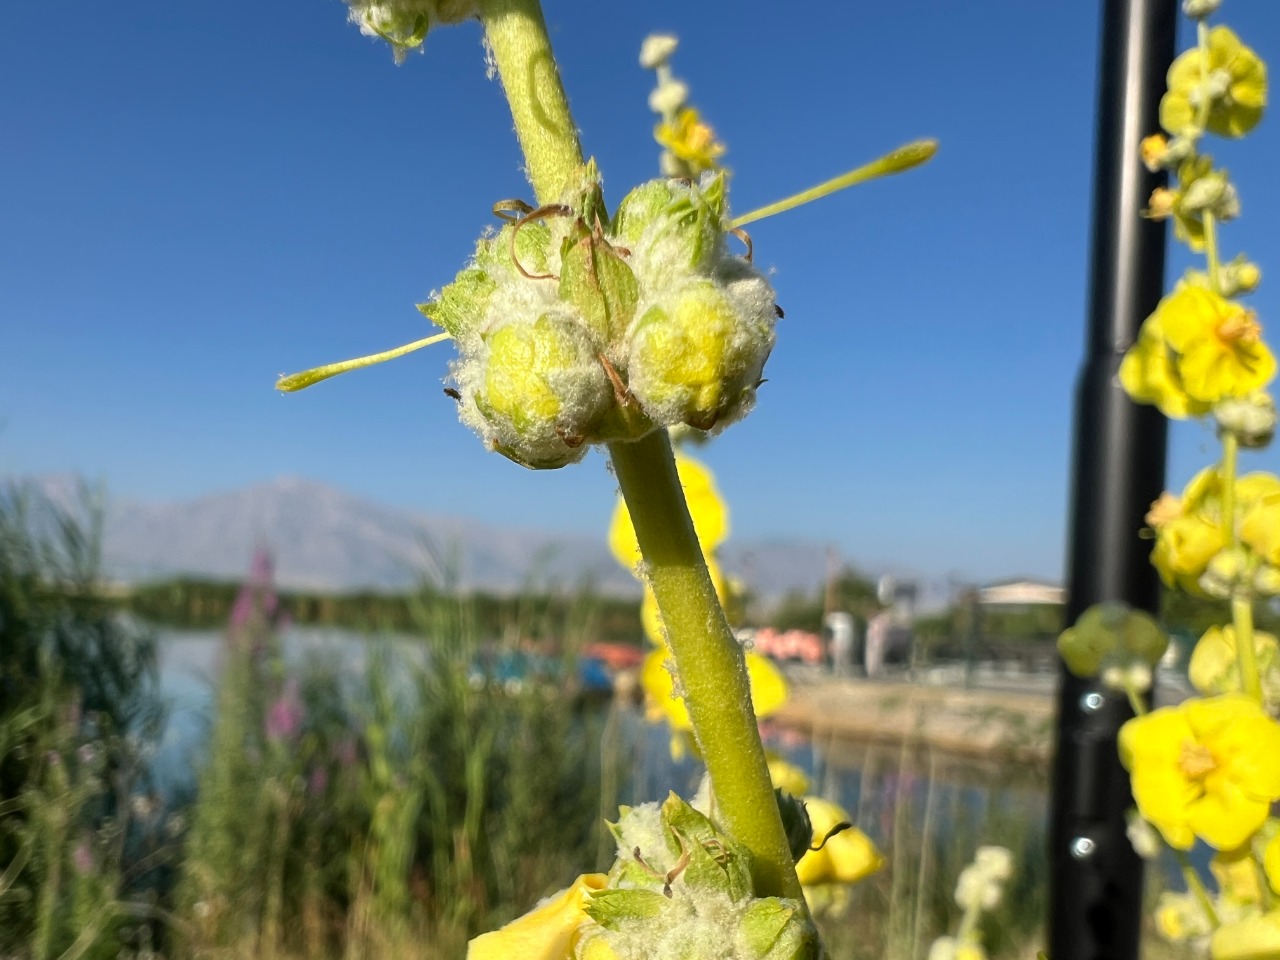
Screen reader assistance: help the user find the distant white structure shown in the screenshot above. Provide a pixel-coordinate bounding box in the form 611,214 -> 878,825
976,579 -> 1065,607
824,611 -> 856,676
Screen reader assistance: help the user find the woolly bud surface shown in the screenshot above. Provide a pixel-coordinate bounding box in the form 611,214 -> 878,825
421,168 -> 778,466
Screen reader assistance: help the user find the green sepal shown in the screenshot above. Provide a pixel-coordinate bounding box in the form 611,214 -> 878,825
583,888 -> 670,930
567,160 -> 609,227
418,266 -> 494,338
1057,602 -> 1169,679
660,792 -> 754,901
558,222 -> 639,346
487,436 -> 583,471
739,898 -> 819,960
491,221 -> 553,277
699,171 -> 727,221
612,179 -> 673,246
589,400 -> 655,444
419,220 -> 555,339
612,174 -> 727,277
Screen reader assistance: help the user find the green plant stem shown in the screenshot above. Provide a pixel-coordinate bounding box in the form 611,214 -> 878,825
1222,430 -> 1238,543
478,0 -> 584,206
1176,850 -> 1219,928
480,0 -> 800,902
607,430 -> 802,902
1233,589 -> 1263,702
1255,835 -> 1276,911
1203,213 -> 1221,292
481,0 -> 798,911
1123,679 -> 1147,717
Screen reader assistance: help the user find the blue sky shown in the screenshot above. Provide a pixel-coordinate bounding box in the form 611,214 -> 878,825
4,0 -> 1280,584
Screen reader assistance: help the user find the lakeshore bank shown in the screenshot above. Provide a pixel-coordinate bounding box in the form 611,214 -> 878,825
770,671 -> 1056,762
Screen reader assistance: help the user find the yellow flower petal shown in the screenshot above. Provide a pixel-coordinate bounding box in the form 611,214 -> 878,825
1161,26 -> 1268,139
1189,625 -> 1279,696
767,755 -> 811,796
1151,513 -> 1226,594
640,558 -> 729,647
639,646 -> 788,733
1119,315 -> 1212,419
1123,696 -> 1280,850
1212,910 -> 1280,960
1243,493 -> 1280,566
608,452 -> 729,573
795,796 -> 884,887
1213,844 -> 1264,906
1153,286 -> 1276,406
466,874 -> 608,960
655,107 -> 726,174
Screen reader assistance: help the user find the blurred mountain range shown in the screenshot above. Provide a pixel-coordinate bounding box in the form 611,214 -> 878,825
17,474 -> 836,600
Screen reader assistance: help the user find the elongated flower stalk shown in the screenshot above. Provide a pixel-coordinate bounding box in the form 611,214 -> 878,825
1059,4 -> 1280,958
288,1 -> 934,954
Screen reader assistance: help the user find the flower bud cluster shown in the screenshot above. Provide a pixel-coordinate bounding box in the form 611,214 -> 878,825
1057,602 -> 1170,692
575,793 -> 820,960
421,168 -> 778,469
1125,809 -> 1164,860
953,846 -> 1014,913
1140,467 -> 1280,601
1122,13 -> 1275,437
927,846 -> 1015,960
342,0 -> 476,62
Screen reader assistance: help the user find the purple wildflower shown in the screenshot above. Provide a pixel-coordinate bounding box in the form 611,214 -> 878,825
265,678 -> 304,744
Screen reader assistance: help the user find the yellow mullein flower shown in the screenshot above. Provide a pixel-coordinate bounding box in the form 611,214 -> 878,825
1119,309 -> 1213,419
1212,844 -> 1264,905
1155,891 -> 1213,942
795,796 -> 884,889
609,452 -> 729,574
1141,134 -> 1171,171
1212,911 -> 1280,960
767,756 -> 811,797
1145,467 -> 1227,593
1123,284 -> 1276,413
466,873 -> 608,960
640,643 -> 788,734
1160,286 -> 1276,403
1144,155 -> 1218,252
655,107 -> 726,174
1119,695 -> 1280,850
1151,513 -> 1227,594
1189,624 -> 1279,698
1161,25 -> 1268,139
639,557 -> 729,646
1242,488 -> 1280,565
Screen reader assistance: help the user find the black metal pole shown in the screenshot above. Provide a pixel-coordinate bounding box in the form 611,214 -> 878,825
1049,2 -> 1176,959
